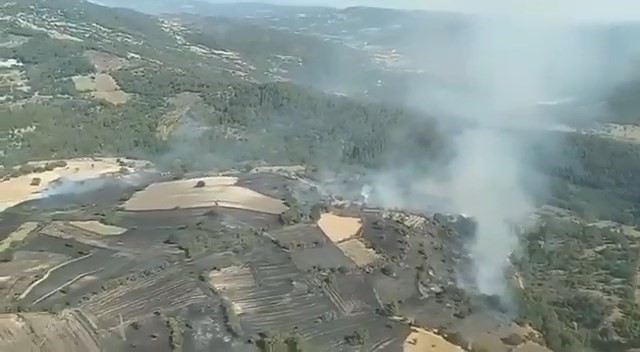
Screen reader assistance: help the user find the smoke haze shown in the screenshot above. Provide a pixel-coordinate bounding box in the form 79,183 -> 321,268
203,0 -> 640,21
362,8 -> 640,297
95,0 -> 640,298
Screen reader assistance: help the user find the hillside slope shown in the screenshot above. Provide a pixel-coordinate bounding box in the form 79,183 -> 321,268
0,0 -> 444,171
3,2 -> 640,352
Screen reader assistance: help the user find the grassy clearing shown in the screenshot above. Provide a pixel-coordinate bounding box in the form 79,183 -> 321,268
316,213 -> 362,243
123,176 -> 287,214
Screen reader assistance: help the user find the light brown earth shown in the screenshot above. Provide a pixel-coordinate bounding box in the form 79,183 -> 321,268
0,158 -> 142,212
403,328 -> 464,352
85,50 -> 128,72
0,222 -> 38,252
67,221 -> 127,236
71,73 -> 129,104
337,238 -> 380,266
92,73 -> 119,92
316,213 -> 363,243
0,310 -> 100,352
123,176 -> 288,214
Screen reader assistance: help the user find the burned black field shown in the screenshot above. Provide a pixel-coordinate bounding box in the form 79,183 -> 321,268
0,170 -> 545,352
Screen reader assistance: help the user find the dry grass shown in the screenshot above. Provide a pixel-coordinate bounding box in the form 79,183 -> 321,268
0,222 -> 38,253
316,213 -> 362,243
403,328 -> 464,352
0,310 -> 100,352
337,238 -> 380,266
0,157 -> 142,212
92,74 -> 119,91
91,91 -> 129,105
72,74 -> 129,104
71,75 -> 96,92
85,50 -> 127,72
68,221 -> 127,236
123,176 -> 287,214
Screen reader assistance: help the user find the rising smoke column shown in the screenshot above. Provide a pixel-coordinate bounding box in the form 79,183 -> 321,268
424,15 -> 617,297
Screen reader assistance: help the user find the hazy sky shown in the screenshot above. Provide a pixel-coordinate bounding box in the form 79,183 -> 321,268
206,0 -> 640,22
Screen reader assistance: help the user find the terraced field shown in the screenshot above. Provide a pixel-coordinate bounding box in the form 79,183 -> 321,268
0,166 -> 552,351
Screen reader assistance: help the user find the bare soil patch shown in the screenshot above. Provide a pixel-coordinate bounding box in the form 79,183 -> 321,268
92,73 -> 119,91
0,310 -> 100,352
316,213 -> 363,243
123,176 -> 287,214
68,221 -> 127,236
0,222 -> 38,252
337,238 -> 380,267
403,328 -> 464,352
85,50 -> 127,72
72,73 -> 129,104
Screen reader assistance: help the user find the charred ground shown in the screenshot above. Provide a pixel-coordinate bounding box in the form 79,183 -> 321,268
0,1 -> 640,352
0,166 -> 545,352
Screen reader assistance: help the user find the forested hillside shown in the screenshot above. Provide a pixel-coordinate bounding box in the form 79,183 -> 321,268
5,1 -> 640,352
0,0 -> 445,172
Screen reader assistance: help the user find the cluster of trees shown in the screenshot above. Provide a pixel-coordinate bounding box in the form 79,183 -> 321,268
0,99 -> 166,166
529,130 -> 640,225
0,0 -> 448,173
111,61 -> 445,170
7,3 -> 640,352
516,215 -> 640,351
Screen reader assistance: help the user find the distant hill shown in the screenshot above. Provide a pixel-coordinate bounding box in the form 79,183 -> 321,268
0,0 -> 445,173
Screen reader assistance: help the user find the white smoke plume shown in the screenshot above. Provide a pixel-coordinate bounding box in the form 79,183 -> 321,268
360,9 -> 640,298
410,13 -> 640,297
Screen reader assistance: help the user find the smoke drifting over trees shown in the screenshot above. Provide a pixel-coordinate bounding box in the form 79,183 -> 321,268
363,7 -> 640,299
